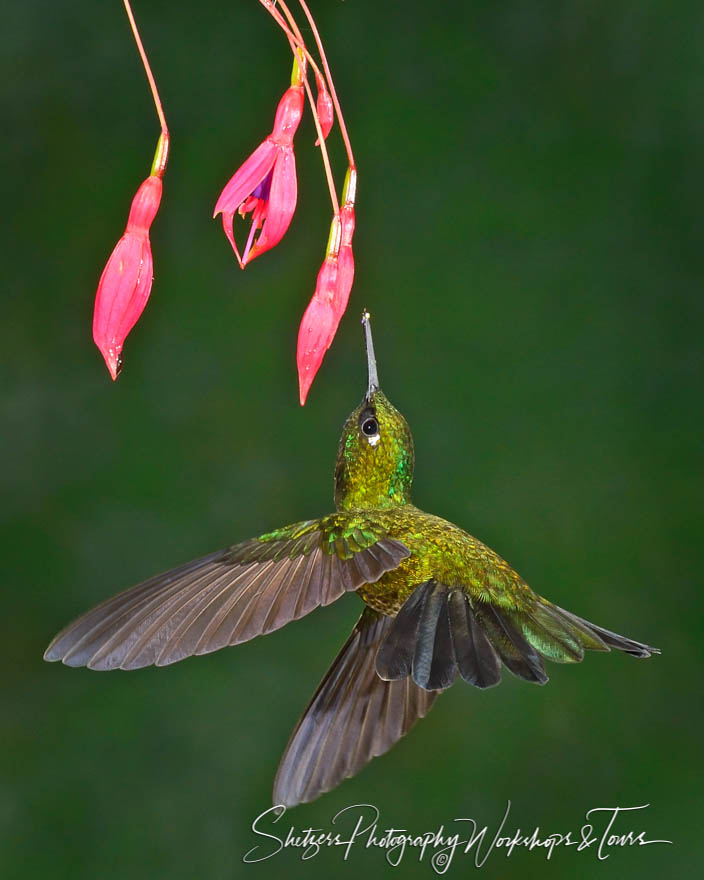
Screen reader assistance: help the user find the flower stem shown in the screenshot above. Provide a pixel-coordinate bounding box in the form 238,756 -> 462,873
258,1 -> 340,216
122,0 -> 170,176
294,0 -> 356,173
268,0 -> 305,44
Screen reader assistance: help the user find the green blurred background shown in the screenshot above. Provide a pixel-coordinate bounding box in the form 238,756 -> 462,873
3,0 -> 701,877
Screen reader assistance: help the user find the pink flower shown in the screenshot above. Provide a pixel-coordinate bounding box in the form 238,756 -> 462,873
314,72 -> 333,145
214,84 -> 304,268
333,203 -> 355,323
296,203 -> 356,405
297,255 -> 339,406
92,175 -> 162,380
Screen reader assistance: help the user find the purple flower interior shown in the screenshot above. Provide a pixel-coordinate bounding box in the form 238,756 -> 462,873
252,170 -> 273,203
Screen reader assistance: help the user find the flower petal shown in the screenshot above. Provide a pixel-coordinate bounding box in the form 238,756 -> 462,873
333,250 -> 353,326
245,147 -> 298,264
333,206 -> 355,324
213,140 -> 278,218
271,85 -> 305,146
126,176 -> 162,232
296,257 -> 339,405
93,232 -> 150,380
314,73 -> 334,146
115,236 -> 154,346
220,212 -> 245,268
297,297 -> 336,406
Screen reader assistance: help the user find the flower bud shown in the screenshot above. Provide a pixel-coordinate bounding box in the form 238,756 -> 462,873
92,175 -> 162,379
314,73 -> 333,146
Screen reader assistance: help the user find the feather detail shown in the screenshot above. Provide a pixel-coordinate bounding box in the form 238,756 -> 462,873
376,581 -> 545,689
273,607 -> 438,807
44,520 -> 409,671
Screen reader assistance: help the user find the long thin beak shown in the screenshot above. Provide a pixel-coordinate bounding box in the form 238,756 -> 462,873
362,310 -> 379,399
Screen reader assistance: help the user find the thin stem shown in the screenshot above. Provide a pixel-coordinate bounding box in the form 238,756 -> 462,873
259,1 -> 339,216
122,1 -> 169,150
294,0 -> 355,171
268,0 -> 305,44
299,55 -> 339,215
260,4 -> 326,99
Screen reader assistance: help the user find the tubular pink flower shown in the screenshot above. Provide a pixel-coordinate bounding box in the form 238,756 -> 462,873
314,72 -> 333,146
332,204 -> 355,325
297,256 -> 339,406
296,200 -> 357,405
92,175 -> 162,380
214,84 -> 304,267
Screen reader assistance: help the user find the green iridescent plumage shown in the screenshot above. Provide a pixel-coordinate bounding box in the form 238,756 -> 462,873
44,313 -> 659,808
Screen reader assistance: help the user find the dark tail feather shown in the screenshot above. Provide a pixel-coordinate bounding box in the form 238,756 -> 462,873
376,581 -> 545,688
374,583 -> 427,680
473,604 -> 549,684
552,605 -> 659,658
375,582 -> 659,695
412,585 -> 459,690
512,603 -> 587,663
375,581 -> 460,690
272,607 -> 438,807
447,590 -> 502,688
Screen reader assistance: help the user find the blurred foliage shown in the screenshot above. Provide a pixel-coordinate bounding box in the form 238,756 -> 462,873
2,1 -> 701,877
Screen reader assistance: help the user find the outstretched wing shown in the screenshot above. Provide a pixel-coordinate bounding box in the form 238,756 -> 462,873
273,607 -> 439,807
44,517 -> 409,671
376,581 -> 659,690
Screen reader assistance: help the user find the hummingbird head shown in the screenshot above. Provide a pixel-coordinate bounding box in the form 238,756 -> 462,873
334,313 -> 414,510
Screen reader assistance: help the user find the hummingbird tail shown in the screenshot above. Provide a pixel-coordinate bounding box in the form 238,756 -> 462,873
374,581 -> 659,693
375,580 -> 538,690
272,607 -> 439,808
548,605 -> 660,658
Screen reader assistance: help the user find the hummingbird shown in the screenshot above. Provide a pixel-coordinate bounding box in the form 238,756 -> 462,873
45,312 -> 658,807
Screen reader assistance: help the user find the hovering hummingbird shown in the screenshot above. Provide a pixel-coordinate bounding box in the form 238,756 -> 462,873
45,312 -> 658,806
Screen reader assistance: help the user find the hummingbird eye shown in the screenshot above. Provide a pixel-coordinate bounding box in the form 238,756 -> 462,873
357,407 -> 380,446
361,416 -> 380,446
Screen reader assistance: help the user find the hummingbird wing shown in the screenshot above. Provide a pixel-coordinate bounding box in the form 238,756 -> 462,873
44,518 -> 409,671
273,607 -> 439,807
376,581 -> 658,691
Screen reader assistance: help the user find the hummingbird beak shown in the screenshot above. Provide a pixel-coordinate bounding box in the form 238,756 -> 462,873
362,310 -> 380,402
